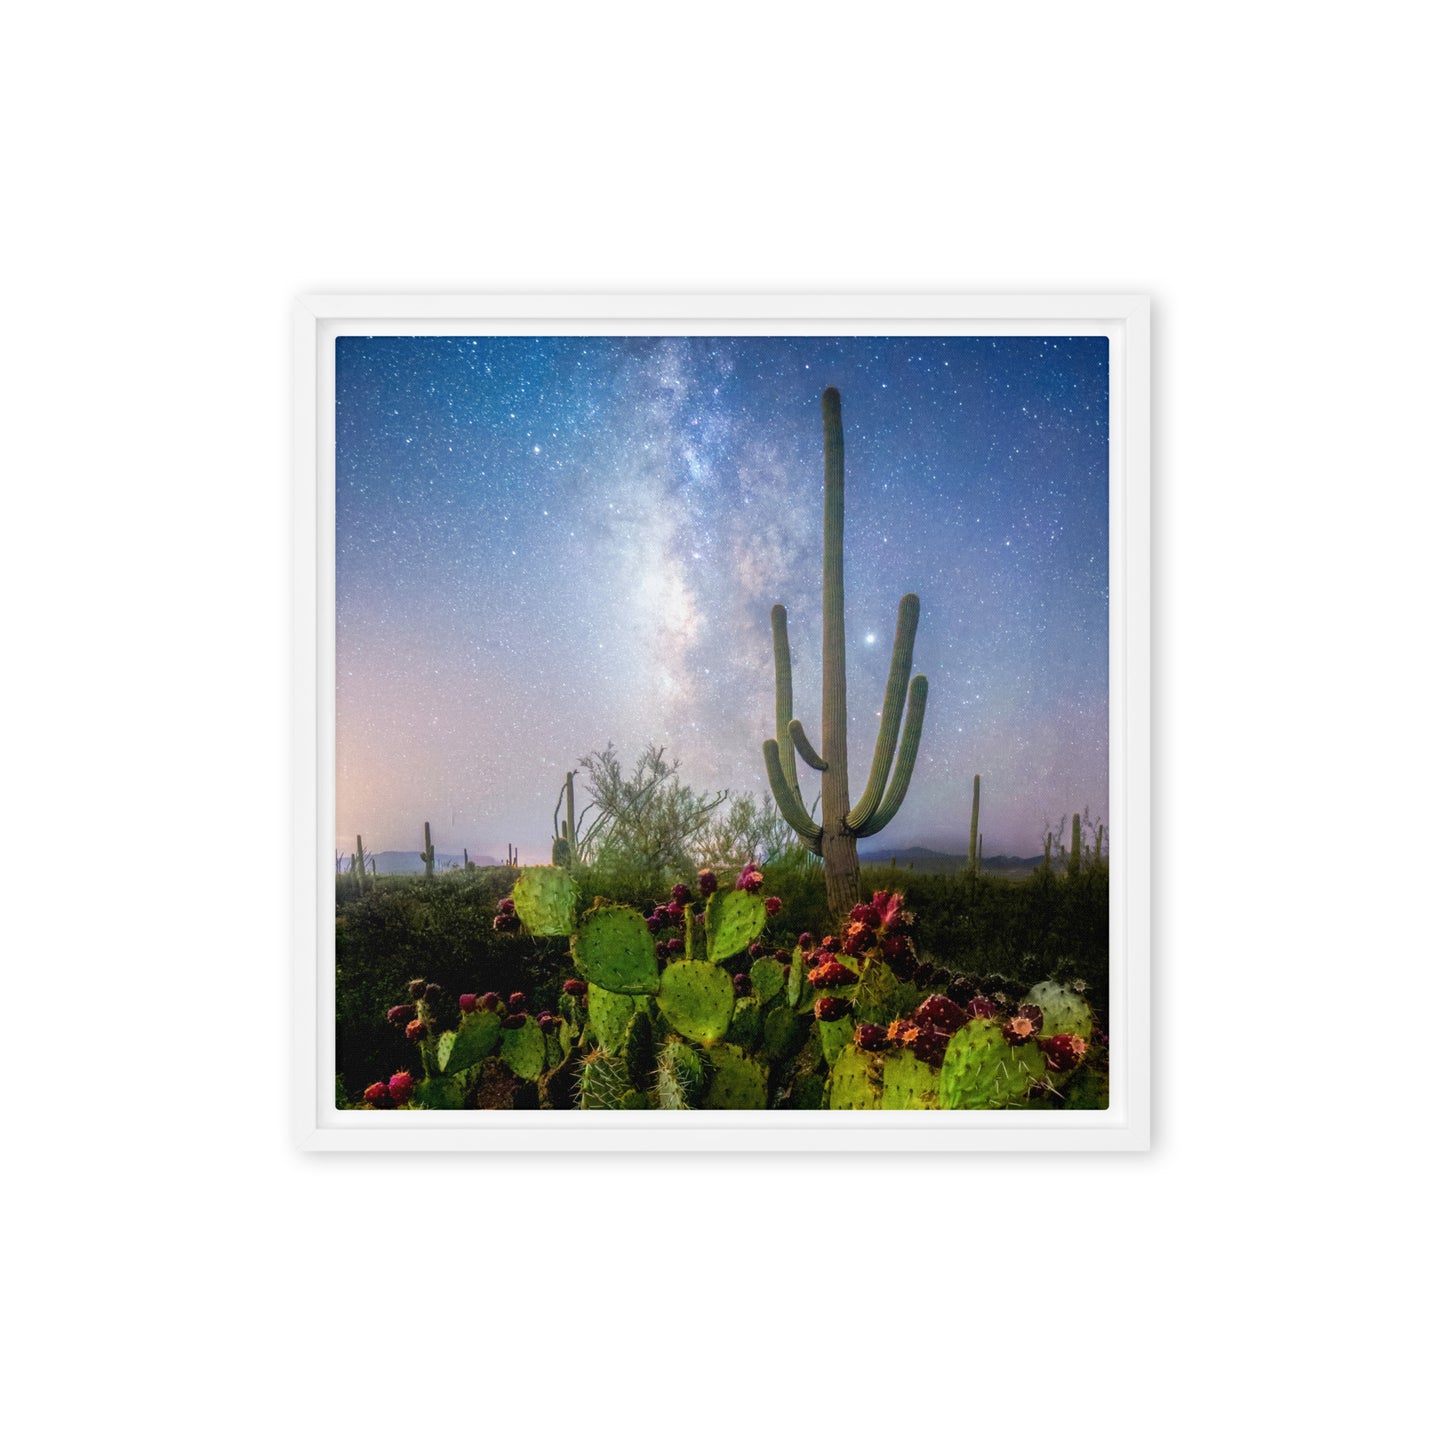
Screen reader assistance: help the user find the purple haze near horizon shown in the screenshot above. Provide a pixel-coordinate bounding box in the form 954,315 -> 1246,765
335,335 -> 1108,863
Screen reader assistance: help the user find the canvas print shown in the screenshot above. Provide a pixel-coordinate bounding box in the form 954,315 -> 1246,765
334,334 -> 1109,1111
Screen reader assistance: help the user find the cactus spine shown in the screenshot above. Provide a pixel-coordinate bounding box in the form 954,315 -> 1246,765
1068,813 -> 1082,879
968,774 -> 980,876
420,821 -> 434,878
763,388 -> 929,917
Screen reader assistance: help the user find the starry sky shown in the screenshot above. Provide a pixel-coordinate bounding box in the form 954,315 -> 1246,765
335,335 -> 1108,863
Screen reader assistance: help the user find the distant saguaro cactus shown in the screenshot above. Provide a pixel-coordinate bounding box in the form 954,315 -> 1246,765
762,388 -> 930,916
352,835 -> 368,895
552,771 -> 578,868
506,843 -> 518,867
968,774 -> 981,876
420,821 -> 435,878
1068,813 -> 1082,879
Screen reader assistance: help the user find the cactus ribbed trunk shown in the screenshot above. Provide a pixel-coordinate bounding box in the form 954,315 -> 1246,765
818,389 -> 859,916
422,821 -> 434,878
968,774 -> 980,874
355,834 -> 366,894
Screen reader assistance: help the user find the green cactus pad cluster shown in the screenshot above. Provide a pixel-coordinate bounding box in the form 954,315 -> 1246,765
827,1044 -> 878,1108
572,903 -> 659,994
704,888 -> 767,963
786,945 -> 805,1007
829,1044 -> 939,1109
699,1044 -> 767,1109
851,956 -> 901,1024
1022,980 -> 1094,1043
816,1016 -> 853,1066
510,865 -> 579,936
727,995 -> 763,1049
880,1050 -> 940,1108
499,1016 -> 547,1081
436,1008 -> 502,1074
656,958 -> 735,1044
623,1011 -> 657,1092
587,983 -> 644,1053
750,954 -> 785,1005
761,1003 -> 802,1060
939,1019 -> 1048,1109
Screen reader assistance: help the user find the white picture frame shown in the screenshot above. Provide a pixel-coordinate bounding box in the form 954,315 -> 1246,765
293,293 -> 1150,1151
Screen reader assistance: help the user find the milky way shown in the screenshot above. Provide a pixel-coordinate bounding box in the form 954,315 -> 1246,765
335,335 -> 1109,862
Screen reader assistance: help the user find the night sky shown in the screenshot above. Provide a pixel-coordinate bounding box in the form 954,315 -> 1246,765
335,335 -> 1109,863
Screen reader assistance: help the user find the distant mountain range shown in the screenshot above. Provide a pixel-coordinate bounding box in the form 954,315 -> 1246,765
858,845 -> 1045,875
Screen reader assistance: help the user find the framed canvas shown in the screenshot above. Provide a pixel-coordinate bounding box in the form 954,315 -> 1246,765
293,293 -> 1150,1151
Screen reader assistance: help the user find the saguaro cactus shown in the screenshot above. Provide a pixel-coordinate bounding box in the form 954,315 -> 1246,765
1068,813 -> 1082,879
762,388 -> 929,916
968,774 -> 981,875
351,835 -> 368,895
552,771 -> 578,868
420,821 -> 435,878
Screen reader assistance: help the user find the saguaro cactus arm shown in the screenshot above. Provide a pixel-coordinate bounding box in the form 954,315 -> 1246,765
846,592 -> 922,833
854,675 -> 928,837
787,719 -> 827,772
762,740 -> 823,849
769,606 -> 806,805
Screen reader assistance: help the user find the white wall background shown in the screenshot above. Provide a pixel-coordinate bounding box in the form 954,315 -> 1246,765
5,4 -> 1438,1440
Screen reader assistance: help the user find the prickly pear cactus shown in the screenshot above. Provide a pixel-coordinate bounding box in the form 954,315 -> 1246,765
851,956 -> 901,1024
880,1050 -> 940,1108
816,1016 -> 853,1066
704,888 -> 767,963
588,983 -> 642,1054
499,1016 -> 547,1081
436,1009 -> 502,1074
750,954 -> 785,1005
828,1044 -> 878,1109
655,1038 -> 705,1110
1022,979 -> 1094,1042
939,1019 -> 1047,1109
510,865 -> 579,936
761,1003 -> 802,1060
578,1049 -> 633,1110
786,944 -> 805,1007
572,903 -> 659,995
656,958 -> 735,1044
699,1043 -> 767,1109
727,995 -> 763,1049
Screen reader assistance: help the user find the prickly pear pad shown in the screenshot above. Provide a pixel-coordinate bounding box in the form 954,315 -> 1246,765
939,1019 -> 1047,1109
572,903 -> 659,995
510,865 -> 579,936
704,888 -> 767,963
828,1044 -> 880,1109
499,1016 -> 547,1080
750,954 -> 785,1005
1022,980 -> 1094,1043
656,958 -> 735,1044
816,1015 -> 853,1066
437,1008 -> 502,1074
880,1050 -> 940,1108
699,1044 -> 767,1109
785,944 -> 805,1007
587,982 -> 643,1054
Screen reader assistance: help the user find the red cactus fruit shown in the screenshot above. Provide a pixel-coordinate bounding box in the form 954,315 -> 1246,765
872,891 -> 906,931
748,940 -> 765,958
774,949 -> 790,963
387,1071 -> 415,1104
764,895 -> 782,916
407,978 -> 427,1000
508,992 -> 526,1011
820,936 -> 838,951
1001,1013 -> 1040,1046
423,983 -> 443,1005
1042,1033 -> 1088,1072
479,991 -> 501,1012
963,996 -> 998,1020
849,902 -> 882,928
798,932 -> 813,950
1018,1003 -> 1044,1030
645,911 -> 663,934
666,937 -> 684,953
733,972 -> 752,995
405,1018 -> 426,1042
854,1023 -> 890,1052
697,868 -> 718,896
671,882 -> 692,904
814,996 -> 851,1022
736,861 -> 764,894
664,900 -> 685,922
537,1012 -> 561,1033
808,957 -> 860,989
655,941 -> 669,960
561,978 -> 586,998
497,897 -> 516,915
908,1024 -> 950,1068
501,1014 -> 527,1030
492,912 -> 520,933
914,994 -> 967,1035
362,1081 -> 389,1105
458,993 -> 479,1014
386,1004 -> 413,1025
